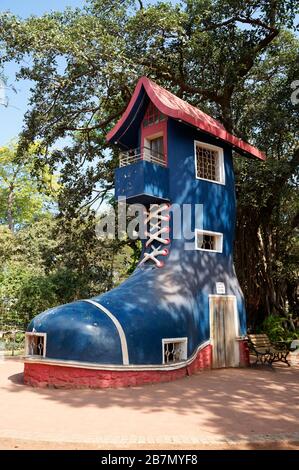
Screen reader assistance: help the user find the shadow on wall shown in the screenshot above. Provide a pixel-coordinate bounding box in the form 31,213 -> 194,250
97,147 -> 244,357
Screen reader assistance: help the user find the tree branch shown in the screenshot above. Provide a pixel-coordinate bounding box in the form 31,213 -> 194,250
58,106 -> 126,133
137,0 -> 143,10
200,15 -> 278,33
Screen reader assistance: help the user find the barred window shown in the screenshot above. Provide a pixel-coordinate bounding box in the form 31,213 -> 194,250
162,338 -> 187,364
195,142 -> 224,184
25,332 -> 46,357
196,230 -> 223,253
201,234 -> 216,250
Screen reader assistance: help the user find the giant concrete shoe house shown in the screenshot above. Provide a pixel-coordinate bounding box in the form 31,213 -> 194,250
24,77 -> 265,388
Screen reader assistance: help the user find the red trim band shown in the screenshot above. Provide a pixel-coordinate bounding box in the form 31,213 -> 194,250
24,345 -> 212,388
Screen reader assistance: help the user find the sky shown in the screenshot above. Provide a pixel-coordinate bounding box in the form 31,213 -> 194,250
0,0 -> 86,146
0,0 -> 168,146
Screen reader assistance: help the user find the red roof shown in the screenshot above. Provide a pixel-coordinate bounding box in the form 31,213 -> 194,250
107,77 -> 265,161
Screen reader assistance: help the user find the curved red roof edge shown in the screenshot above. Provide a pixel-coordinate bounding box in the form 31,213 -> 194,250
106,76 -> 266,161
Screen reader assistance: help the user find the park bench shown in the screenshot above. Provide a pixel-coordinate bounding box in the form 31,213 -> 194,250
247,333 -> 290,366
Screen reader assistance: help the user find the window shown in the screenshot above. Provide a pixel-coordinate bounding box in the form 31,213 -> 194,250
196,229 -> 223,253
195,141 -> 225,184
162,337 -> 188,364
144,135 -> 165,165
25,332 -> 46,357
150,136 -> 164,160
143,102 -> 166,127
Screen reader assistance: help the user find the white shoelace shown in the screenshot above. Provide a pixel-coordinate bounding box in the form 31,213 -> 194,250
139,203 -> 170,268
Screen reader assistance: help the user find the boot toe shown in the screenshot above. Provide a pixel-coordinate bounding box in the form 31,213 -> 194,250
27,300 -> 123,364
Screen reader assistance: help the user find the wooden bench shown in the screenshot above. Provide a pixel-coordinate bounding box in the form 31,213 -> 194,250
247,334 -> 290,366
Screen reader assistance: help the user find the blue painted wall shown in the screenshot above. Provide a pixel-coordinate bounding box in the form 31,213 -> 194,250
28,114 -> 246,366
115,160 -> 169,203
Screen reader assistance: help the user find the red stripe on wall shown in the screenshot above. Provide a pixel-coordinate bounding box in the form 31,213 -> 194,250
24,345 -> 213,389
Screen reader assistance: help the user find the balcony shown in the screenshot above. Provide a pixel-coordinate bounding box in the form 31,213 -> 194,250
115,147 -> 169,204
119,147 -> 166,168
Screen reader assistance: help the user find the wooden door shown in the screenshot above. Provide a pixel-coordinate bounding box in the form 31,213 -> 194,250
210,296 -> 239,368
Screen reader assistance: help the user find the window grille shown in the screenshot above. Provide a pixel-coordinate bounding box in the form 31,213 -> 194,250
162,338 -> 187,364
201,234 -> 215,250
196,230 -> 223,253
195,142 -> 224,184
25,333 -> 46,357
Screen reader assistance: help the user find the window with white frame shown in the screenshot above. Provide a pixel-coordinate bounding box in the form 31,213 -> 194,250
195,141 -> 225,184
162,338 -> 187,364
196,229 -> 223,253
25,332 -> 47,357
144,134 -> 165,165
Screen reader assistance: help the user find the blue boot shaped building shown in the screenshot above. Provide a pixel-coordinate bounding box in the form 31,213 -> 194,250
24,77 -> 265,388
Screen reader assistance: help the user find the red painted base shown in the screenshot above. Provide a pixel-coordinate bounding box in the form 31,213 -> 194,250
239,339 -> 250,367
24,345 -> 212,389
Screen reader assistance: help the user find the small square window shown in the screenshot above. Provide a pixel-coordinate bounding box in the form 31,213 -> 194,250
25,332 -> 46,357
195,141 -> 225,184
196,230 -> 223,253
162,338 -> 187,364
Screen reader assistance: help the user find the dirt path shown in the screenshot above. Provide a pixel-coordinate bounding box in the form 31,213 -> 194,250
1,359 -> 298,450
0,437 -> 298,450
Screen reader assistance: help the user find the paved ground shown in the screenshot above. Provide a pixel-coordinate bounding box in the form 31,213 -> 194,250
0,358 -> 298,450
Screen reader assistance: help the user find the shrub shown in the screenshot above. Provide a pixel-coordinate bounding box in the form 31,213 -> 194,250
262,314 -> 299,343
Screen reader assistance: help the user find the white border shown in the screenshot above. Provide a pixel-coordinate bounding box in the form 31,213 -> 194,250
162,337 -> 188,364
209,294 -> 240,367
144,133 -> 165,163
84,299 -> 129,365
119,192 -> 170,203
25,332 -> 47,358
24,340 -> 210,372
194,140 -> 225,185
195,229 -> 223,253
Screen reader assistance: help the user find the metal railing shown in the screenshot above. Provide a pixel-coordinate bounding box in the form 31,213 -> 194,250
119,146 -> 166,168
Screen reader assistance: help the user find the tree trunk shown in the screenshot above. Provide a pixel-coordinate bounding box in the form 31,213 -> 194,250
7,183 -> 14,233
234,204 -> 289,330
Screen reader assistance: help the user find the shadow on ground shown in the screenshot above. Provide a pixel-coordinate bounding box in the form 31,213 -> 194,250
6,361 -> 299,442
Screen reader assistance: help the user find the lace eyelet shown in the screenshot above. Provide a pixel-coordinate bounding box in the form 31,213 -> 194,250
156,260 -> 164,268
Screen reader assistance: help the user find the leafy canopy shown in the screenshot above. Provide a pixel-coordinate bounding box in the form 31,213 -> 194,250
0,143 -> 59,230
0,0 -> 298,326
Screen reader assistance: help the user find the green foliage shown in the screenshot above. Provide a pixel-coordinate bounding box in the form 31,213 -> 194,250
0,331 -> 25,355
0,1 -> 297,211
0,1 -> 298,328
0,262 -> 57,327
262,314 -> 299,343
0,144 -> 59,231
0,213 -> 134,328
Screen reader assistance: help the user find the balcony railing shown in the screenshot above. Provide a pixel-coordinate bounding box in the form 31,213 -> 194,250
119,147 -> 166,168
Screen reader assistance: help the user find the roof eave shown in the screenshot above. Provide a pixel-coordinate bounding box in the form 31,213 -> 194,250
106,76 -> 266,161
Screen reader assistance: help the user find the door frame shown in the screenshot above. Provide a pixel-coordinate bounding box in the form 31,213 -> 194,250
209,294 -> 240,367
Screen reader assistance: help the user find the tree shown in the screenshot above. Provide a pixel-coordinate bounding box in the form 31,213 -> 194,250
0,144 -> 58,232
0,1 -> 297,209
233,30 -> 299,324
0,0 -> 298,326
0,211 -> 134,328
0,141 -> 133,328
